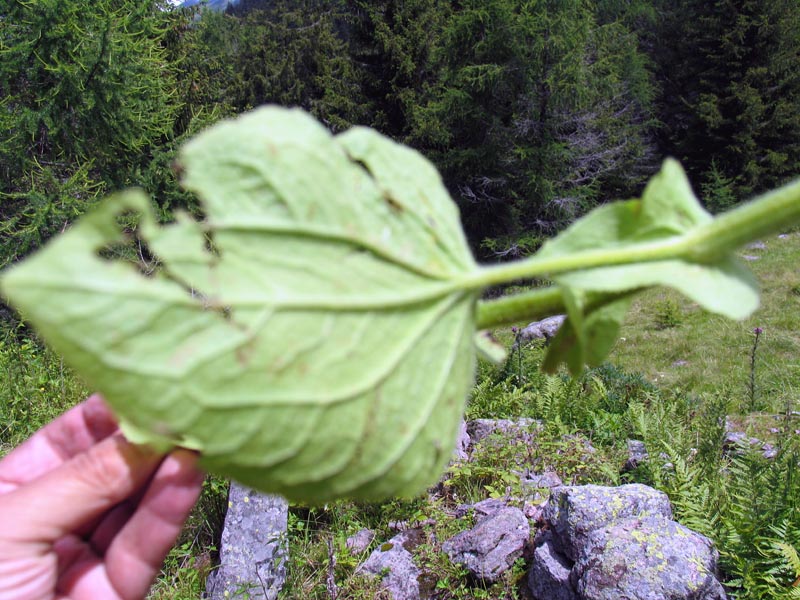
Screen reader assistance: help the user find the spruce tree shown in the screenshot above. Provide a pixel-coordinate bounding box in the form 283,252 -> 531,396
653,0 -> 800,198
416,0 -> 656,255
345,0 -> 451,139
219,0 -> 363,130
0,0 -> 186,266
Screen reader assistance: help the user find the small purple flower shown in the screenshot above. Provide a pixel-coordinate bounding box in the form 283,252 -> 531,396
511,326 -> 519,334
754,327 -> 763,335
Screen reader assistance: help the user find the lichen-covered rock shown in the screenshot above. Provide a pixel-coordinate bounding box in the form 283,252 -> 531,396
543,484 -> 672,561
523,471 -> 563,492
346,528 -> 376,555
205,483 -> 288,600
452,420 -> 470,462
454,497 -> 508,519
466,418 -> 542,448
528,533 -> 578,600
723,430 -> 777,459
623,439 -> 648,472
357,531 -> 422,600
443,506 -> 530,582
518,315 -> 566,342
572,516 -> 726,600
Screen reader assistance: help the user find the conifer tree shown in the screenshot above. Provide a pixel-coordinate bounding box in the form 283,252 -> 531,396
221,0 -> 363,130
416,0 -> 656,255
0,0 -> 186,266
653,0 -> 800,198
344,0 -> 451,138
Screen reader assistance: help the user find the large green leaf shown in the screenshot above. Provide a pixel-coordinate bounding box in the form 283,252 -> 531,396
538,159 -> 759,373
0,108 -> 480,503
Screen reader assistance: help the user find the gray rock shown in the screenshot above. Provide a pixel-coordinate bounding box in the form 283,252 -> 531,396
522,472 -> 563,503
723,430 -> 777,459
623,439 -> 648,472
452,420 -> 470,462
466,418 -> 542,447
523,471 -> 563,490
572,516 -> 726,600
742,254 -> 761,261
518,315 -> 567,342
357,531 -> 422,600
205,483 -> 288,600
454,497 -> 508,519
443,507 -> 530,582
528,533 -> 578,600
543,484 -> 672,561
723,430 -> 757,449
746,241 -> 767,250
346,528 -> 375,555
522,471 -> 564,489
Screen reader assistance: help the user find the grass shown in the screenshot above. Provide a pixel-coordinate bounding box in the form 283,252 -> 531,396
609,231 -> 800,415
0,330 -> 89,456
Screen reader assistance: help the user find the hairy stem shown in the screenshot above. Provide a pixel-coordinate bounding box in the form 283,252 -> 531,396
476,287 -> 640,329
472,175 -> 800,329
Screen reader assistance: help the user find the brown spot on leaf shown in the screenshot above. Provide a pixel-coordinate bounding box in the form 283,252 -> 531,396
383,193 -> 404,214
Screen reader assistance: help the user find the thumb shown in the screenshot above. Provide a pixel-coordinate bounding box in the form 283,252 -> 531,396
0,435 -> 163,544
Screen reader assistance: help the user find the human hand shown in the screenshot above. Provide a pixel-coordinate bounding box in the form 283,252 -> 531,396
0,394 -> 205,600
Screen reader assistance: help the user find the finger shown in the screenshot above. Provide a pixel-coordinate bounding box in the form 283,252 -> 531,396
86,466 -> 159,553
0,394 -> 118,492
54,536 -> 126,600
54,544 -> 124,600
77,456 -> 158,542
86,501 -> 137,556
0,435 -> 163,544
104,449 -> 204,600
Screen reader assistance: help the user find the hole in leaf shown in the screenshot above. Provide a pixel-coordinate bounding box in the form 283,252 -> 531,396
96,210 -> 160,278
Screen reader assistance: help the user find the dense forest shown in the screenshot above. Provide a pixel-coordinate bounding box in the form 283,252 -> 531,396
3,0 -> 800,268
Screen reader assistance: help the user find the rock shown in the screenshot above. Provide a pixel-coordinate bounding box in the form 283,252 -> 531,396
623,440 -> 648,472
205,483 -> 288,600
746,241 -> 767,250
357,531 -> 422,600
572,516 -> 726,600
543,484 -> 672,561
452,420 -> 470,462
762,443 -> 778,459
454,497 -> 508,519
466,418 -> 542,447
346,528 -> 375,555
443,507 -> 530,582
742,254 -> 761,261
723,430 -> 777,459
523,471 -> 563,490
522,472 -> 563,503
518,315 -> 566,343
528,532 -> 578,600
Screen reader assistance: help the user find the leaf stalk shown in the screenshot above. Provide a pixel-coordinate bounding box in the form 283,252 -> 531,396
473,175 -> 800,329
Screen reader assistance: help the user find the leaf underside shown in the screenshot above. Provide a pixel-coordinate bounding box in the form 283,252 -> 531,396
1,108 -> 481,502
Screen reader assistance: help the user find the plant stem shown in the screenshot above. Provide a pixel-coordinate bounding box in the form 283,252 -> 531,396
476,287 -> 565,329
686,177 -> 800,262
749,328 -> 762,411
476,286 -> 640,329
472,175 -> 800,329
467,236 -> 682,290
